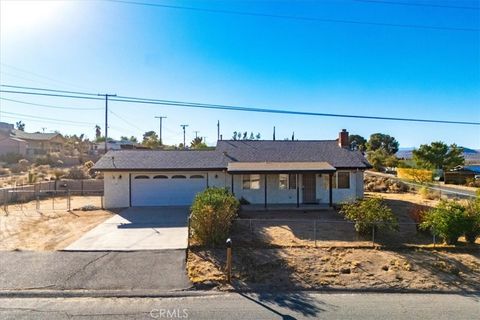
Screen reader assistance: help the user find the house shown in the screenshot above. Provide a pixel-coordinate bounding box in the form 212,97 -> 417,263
0,122 -> 65,157
445,165 -> 480,185
91,140 -> 148,154
10,130 -> 64,156
93,129 -> 371,209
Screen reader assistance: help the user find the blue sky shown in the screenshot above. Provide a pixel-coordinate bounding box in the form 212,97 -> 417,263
0,0 -> 479,148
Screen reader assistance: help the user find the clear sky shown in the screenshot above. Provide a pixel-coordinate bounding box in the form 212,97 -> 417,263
0,0 -> 479,148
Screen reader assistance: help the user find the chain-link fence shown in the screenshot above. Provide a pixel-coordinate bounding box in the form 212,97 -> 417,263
231,218 -> 443,248
1,189 -> 104,214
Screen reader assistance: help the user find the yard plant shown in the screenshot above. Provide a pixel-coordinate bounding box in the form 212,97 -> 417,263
190,187 -> 240,246
420,200 -> 470,245
340,196 -> 398,235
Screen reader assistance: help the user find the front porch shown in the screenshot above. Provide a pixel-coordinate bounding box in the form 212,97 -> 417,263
227,161 -> 336,208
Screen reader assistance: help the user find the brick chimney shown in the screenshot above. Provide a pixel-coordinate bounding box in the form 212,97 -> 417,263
338,129 -> 349,148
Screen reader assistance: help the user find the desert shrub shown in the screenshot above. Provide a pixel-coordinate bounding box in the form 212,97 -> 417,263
0,153 -> 23,164
0,167 -> 9,175
84,160 -> 95,170
18,158 -> 30,171
190,187 -> 240,246
420,200 -> 469,245
418,186 -> 441,200
65,166 -> 91,179
27,171 -> 38,184
364,176 -> 409,193
397,168 -> 433,184
464,197 -> 480,244
53,169 -> 66,180
340,197 -> 398,235
8,164 -> 22,174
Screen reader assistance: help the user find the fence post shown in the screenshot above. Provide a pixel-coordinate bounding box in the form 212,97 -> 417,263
314,220 -> 317,247
372,225 -> 375,248
36,195 -> 40,211
226,238 -> 232,283
3,189 -> 7,214
67,189 -> 71,211
52,191 -> 55,210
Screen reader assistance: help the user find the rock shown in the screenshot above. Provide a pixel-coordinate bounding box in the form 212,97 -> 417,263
340,267 -> 351,274
382,265 -> 389,271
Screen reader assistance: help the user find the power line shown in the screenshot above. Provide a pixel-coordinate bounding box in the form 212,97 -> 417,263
0,97 -> 103,111
0,63 -> 95,91
1,111 -> 96,125
354,0 -> 480,10
0,84 -> 100,97
104,0 -> 479,32
110,110 -> 144,131
0,115 -> 94,128
0,89 -> 104,101
1,86 -> 479,126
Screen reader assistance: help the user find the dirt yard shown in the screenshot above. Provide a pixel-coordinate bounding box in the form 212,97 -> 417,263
189,190 -> 480,291
0,196 -> 115,251
188,247 -> 480,292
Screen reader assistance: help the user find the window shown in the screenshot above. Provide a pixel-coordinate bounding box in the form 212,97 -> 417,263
171,175 -> 187,179
289,174 -> 297,189
279,174 -> 288,190
134,175 -> 149,179
337,172 -> 350,189
153,175 -> 168,179
242,174 -> 260,190
190,175 -> 205,179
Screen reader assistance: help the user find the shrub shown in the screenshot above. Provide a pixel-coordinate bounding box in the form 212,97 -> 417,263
420,200 -> 469,245
53,169 -> 66,180
0,167 -> 9,175
464,197 -> 480,244
18,159 -> 30,171
190,187 -> 240,246
418,186 -> 441,200
65,167 -> 91,179
27,171 -> 38,184
408,204 -> 429,226
397,168 -> 433,184
340,197 -> 398,235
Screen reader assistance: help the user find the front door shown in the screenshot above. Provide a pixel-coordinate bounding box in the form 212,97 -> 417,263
302,173 -> 316,203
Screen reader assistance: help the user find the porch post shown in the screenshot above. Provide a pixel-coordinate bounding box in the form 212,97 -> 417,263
296,173 -> 299,208
231,174 -> 234,195
329,173 -> 333,207
264,174 -> 267,209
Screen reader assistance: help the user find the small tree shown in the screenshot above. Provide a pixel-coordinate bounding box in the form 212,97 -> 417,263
340,197 -> 398,235
366,133 -> 399,155
190,188 -> 240,246
412,141 -> 464,171
349,134 -> 367,152
420,200 -> 469,245
16,121 -> 25,131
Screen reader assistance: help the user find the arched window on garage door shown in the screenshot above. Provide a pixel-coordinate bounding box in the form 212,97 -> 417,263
190,175 -> 205,179
134,175 -> 150,179
153,175 -> 168,179
171,175 -> 187,179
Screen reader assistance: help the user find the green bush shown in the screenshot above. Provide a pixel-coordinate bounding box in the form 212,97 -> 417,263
420,200 -> 469,245
340,197 -> 398,235
190,188 -> 240,246
464,197 -> 480,244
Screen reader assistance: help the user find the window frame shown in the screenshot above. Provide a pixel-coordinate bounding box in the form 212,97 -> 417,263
337,171 -> 350,189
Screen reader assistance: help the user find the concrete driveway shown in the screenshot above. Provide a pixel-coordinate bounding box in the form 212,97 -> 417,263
65,207 -> 189,251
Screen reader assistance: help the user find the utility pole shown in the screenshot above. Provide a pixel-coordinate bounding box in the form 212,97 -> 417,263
98,93 -> 116,153
42,127 -> 47,133
194,130 -> 199,139
273,126 -> 276,141
180,124 -> 188,149
154,116 -> 167,145
217,120 -> 220,141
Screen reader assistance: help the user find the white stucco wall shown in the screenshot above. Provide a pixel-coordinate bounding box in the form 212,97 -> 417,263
103,170 -> 365,208
103,171 -> 130,208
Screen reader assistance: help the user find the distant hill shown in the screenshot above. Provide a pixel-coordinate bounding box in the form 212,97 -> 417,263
396,147 -> 480,164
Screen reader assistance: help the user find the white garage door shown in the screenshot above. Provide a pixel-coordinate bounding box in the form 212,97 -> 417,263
131,174 -> 207,206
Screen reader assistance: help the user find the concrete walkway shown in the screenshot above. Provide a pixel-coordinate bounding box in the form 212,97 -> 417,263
65,207 -> 189,251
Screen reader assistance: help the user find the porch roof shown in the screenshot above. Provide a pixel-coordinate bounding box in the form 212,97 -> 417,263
227,161 -> 336,173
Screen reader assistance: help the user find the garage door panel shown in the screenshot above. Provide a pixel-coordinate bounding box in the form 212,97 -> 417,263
131,175 -> 206,206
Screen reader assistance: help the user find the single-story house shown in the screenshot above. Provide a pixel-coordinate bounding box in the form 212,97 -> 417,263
9,129 -> 64,156
445,166 -> 480,185
93,130 -> 371,208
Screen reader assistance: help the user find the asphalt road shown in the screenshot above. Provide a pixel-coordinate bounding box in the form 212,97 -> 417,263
0,251 -> 190,291
0,292 -> 479,319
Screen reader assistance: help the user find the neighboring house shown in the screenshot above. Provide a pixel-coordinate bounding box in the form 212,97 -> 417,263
91,140 -> 147,154
94,129 -> 371,209
10,129 -> 64,156
0,135 -> 27,156
445,166 -> 480,185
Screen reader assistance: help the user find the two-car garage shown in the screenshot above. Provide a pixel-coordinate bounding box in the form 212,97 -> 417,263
131,173 -> 207,206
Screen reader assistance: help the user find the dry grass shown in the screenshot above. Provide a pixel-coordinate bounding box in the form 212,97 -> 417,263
0,196 -> 115,251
